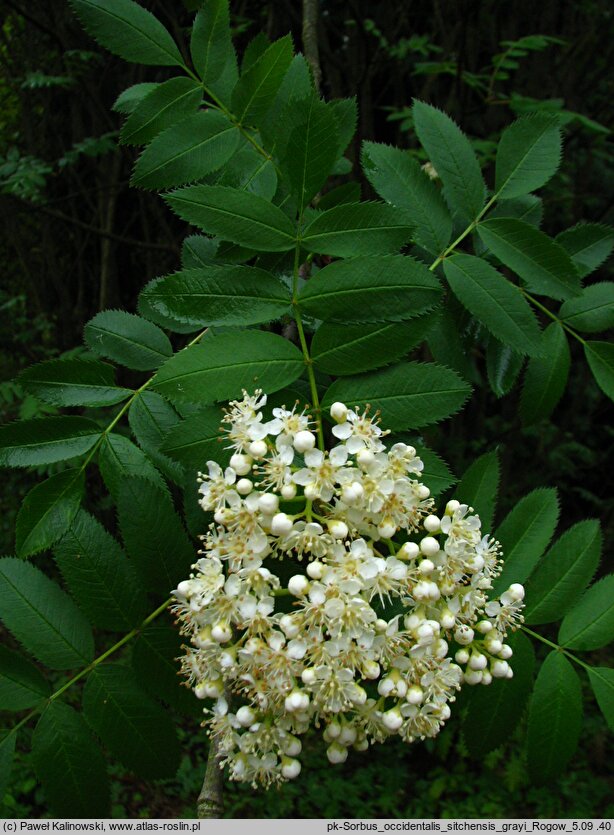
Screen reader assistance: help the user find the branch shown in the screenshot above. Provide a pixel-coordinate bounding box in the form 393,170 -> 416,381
197,733 -> 226,819
302,0 -> 322,92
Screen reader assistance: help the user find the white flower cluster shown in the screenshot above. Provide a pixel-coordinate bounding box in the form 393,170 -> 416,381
172,391 -> 525,788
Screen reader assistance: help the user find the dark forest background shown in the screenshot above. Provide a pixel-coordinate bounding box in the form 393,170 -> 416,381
1,0 -> 613,818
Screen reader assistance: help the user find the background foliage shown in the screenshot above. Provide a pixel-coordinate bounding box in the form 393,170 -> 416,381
1,0 -> 613,819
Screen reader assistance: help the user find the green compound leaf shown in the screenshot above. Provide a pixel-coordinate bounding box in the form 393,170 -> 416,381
54,509 -> 147,631
524,519 -> 602,625
152,331 -> 304,405
588,667 -> 614,732
556,223 -> 614,279
83,665 -> 181,780
142,265 -> 291,328
118,476 -> 194,594
112,82 -> 158,115
0,417 -> 100,468
190,0 -> 237,89
16,469 -> 84,558
492,487 -> 559,594
361,140 -> 452,256
0,557 -> 94,670
131,110 -> 240,190
584,341 -> 614,401
0,731 -> 16,806
477,218 -> 581,301
32,702 -> 109,817
278,94 -> 339,212
18,358 -> 131,407
298,255 -> 441,323
495,115 -> 561,200
311,314 -> 437,377
558,575 -> 614,650
132,624 -> 200,716
160,406 -> 226,470
519,323 -> 570,425
463,631 -> 535,759
444,254 -> 542,356
231,35 -> 294,127
0,645 -> 50,710
412,99 -> 486,225
301,202 -> 413,257
560,282 -> 614,333
456,450 -> 500,532
527,652 -> 582,784
321,361 -> 471,431
69,0 -> 183,67
120,77 -> 203,146
165,185 -> 296,252
98,433 -> 165,499
84,309 -> 172,371
128,391 -> 183,483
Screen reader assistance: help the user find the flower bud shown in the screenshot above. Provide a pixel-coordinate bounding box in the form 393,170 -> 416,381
363,660 -> 380,680
258,493 -> 279,514
356,449 -> 375,469
499,644 -> 513,660
236,478 -> 253,495
454,625 -> 475,646
328,520 -> 349,540
249,440 -> 268,459
439,608 -> 456,630
236,705 -> 256,727
271,512 -> 293,536
507,583 -> 525,602
423,515 -> 441,533
229,453 -> 252,475
378,520 -> 397,538
382,707 -> 403,731
301,668 -> 316,686
326,741 -> 348,764
417,485 -> 430,499
288,575 -> 309,596
418,558 -> 435,575
455,648 -> 470,665
419,536 -> 440,557
280,614 -> 300,638
211,622 -> 232,643
398,542 -> 420,560
338,725 -> 357,746
476,620 -> 493,634
330,402 -> 348,423
406,685 -> 424,705
491,660 -> 510,678
445,500 -> 460,515
469,653 -> 487,671
464,669 -> 483,685
284,688 -> 309,712
283,736 -> 302,757
342,481 -> 364,505
281,482 -> 297,500
294,430 -> 316,453
281,757 -> 302,779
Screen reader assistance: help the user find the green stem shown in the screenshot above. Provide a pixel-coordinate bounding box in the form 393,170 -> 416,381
520,625 -> 594,673
429,194 -> 498,272
521,289 -> 586,345
6,597 -> 173,740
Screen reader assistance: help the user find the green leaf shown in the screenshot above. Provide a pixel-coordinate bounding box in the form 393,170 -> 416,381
412,99 -> 485,224
426,305 -> 476,383
131,110 -> 240,190
278,95 -> 339,212
190,0 -> 237,89
463,631 -> 535,758
132,624 -> 200,716
0,646 -> 50,710
32,702 -> 109,817
0,731 -> 16,805
584,341 -> 614,401
486,340 -> 524,398
556,223 -> 614,278
298,255 -> 441,323
165,185 -> 296,252
487,194 -> 543,228
215,142 -> 278,200
560,283 -> 614,333
520,323 -> 570,424
118,477 -> 194,594
329,98 -> 357,156
318,182 -> 361,211
15,469 -> 84,558
588,667 -> 614,732
0,416 -> 100,468
138,276 -> 201,335
152,331 -> 304,405
301,202 -> 413,257
0,557 -> 94,669
120,77 -> 203,146
444,254 -> 542,355
231,35 -> 294,127
321,361 -> 471,431
559,575 -> 614,650
415,445 -> 456,497
98,433 -> 165,499
84,309 -> 172,371
160,406 -> 226,470
18,358 -> 131,407
493,488 -> 559,594
69,0 -> 183,66
478,218 -> 581,301
54,509 -> 147,630
311,314 -> 437,377
495,115 -> 561,199
112,82 -> 158,115
83,665 -> 181,779
456,450 -> 500,532
141,266 -> 291,328
524,520 -> 601,625
361,141 -> 452,256
182,234 -> 218,269
527,652 -> 582,784
128,391 -> 183,482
